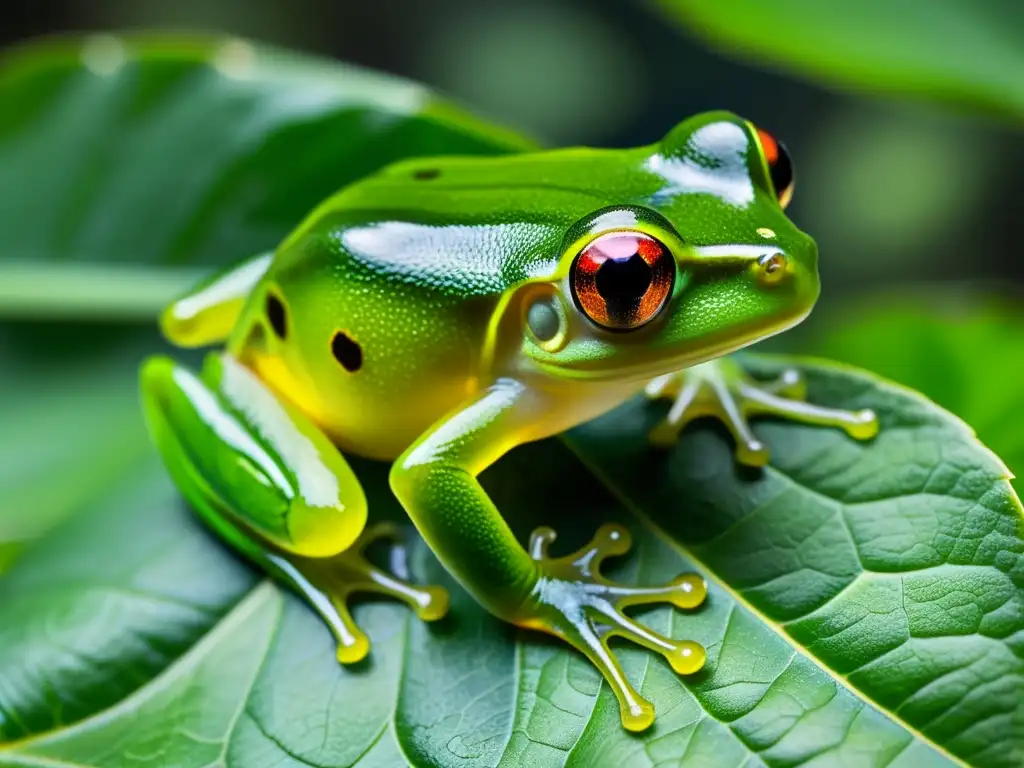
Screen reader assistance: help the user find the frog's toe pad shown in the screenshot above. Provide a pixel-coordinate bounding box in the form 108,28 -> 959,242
335,629 -> 371,665
846,409 -> 881,440
667,640 -> 706,675
414,585 -> 450,622
733,437 -> 770,467
667,573 -> 710,610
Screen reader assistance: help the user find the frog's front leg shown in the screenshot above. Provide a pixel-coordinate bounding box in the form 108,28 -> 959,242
140,353 -> 448,663
645,356 -> 879,466
390,380 -> 707,732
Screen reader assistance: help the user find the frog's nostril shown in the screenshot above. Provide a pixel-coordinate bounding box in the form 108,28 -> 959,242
756,252 -> 788,285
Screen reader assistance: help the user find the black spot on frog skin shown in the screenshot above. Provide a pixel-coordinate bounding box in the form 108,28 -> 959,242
266,293 -> 288,339
332,332 -> 363,372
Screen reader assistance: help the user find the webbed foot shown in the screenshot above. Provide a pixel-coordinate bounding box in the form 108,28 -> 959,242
519,523 -> 707,731
280,523 -> 449,663
645,358 -> 878,466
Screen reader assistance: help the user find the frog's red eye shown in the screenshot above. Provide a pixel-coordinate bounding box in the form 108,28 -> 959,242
570,231 -> 675,331
756,128 -> 795,209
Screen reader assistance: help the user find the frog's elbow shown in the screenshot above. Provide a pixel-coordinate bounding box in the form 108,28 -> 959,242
159,300 -> 239,348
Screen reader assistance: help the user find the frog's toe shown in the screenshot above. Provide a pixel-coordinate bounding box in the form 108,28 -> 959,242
645,376 -> 703,447
327,599 -> 371,664
715,405 -> 771,467
736,378 -> 879,442
354,521 -> 402,548
598,605 -> 706,675
527,525 -> 558,560
570,620 -> 656,732
643,372 -> 679,400
760,366 -> 806,399
528,522 -> 632,570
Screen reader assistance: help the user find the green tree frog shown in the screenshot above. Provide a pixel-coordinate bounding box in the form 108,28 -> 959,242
141,111 -> 877,731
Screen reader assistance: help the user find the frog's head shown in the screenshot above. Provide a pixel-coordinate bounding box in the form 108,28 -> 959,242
517,111 -> 819,382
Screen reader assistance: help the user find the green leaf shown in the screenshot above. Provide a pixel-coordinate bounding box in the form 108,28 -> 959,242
0,33 -> 534,320
805,291 -> 1024,495
1,356 -> 1020,767
0,341 -> 154,575
653,0 -> 1024,123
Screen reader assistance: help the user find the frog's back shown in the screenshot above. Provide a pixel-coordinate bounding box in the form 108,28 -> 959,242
227,148 -> 656,459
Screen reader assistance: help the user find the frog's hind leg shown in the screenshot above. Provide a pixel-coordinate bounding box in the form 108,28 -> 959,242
140,353 -> 448,663
645,356 -> 878,466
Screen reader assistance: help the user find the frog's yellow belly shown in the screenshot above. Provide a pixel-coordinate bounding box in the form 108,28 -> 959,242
243,348 -> 478,461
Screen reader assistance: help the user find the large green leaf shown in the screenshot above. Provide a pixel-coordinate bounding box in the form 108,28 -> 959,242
654,0 -> 1024,124
806,292 -> 1024,495
0,357 -> 1021,766
0,33 -> 534,320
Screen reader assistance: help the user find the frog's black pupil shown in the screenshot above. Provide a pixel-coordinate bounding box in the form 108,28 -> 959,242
266,294 -> 287,339
594,253 -> 652,321
770,140 -> 794,198
332,332 -> 363,372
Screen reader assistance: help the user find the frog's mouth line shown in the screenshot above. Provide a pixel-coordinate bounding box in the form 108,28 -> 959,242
534,303 -> 813,384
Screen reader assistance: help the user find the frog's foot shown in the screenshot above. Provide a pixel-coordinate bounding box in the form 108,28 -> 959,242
521,523 -> 707,731
645,358 -> 878,466
280,523 -> 449,663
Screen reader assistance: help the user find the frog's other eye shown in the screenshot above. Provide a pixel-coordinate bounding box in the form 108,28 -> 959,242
756,128 -> 794,209
570,231 -> 675,331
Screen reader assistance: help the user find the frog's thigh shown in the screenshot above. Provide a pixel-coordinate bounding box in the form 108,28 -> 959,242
140,353 -> 367,559
141,354 -> 448,662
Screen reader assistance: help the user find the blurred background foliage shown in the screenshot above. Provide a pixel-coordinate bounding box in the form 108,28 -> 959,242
0,0 -> 1021,533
